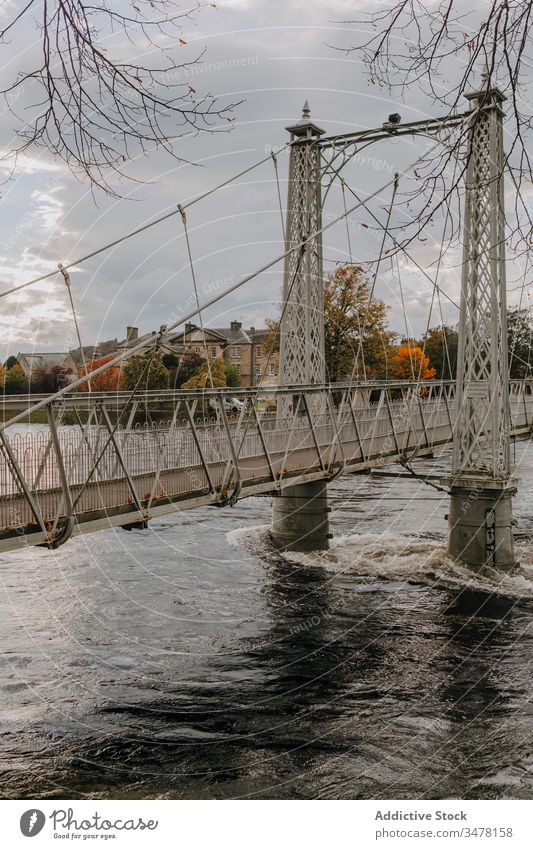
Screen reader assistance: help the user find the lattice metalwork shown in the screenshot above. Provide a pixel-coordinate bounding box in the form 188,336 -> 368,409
452,87 -> 511,481
278,104 -> 325,390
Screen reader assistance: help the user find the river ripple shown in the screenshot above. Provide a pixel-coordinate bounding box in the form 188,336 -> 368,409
1,442 -> 533,799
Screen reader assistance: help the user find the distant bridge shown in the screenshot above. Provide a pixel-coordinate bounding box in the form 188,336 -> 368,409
0,380 -> 532,553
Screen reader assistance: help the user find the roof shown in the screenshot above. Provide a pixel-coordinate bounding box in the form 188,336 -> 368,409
248,328 -> 270,342
169,324 -> 227,344
117,331 -> 156,350
18,352 -> 75,370
211,326 -> 252,344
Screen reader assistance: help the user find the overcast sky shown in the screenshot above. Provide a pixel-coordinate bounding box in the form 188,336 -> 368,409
0,0 -> 528,359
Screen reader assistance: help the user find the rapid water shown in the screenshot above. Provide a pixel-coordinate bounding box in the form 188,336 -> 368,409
1,441 -> 533,799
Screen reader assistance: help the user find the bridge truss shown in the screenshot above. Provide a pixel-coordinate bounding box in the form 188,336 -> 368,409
0,380 -> 532,553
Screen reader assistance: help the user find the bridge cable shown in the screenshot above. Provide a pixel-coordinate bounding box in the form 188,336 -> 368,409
399,458 -> 450,493
349,173 -> 399,386
332,176 -> 459,311
230,243 -> 308,480
178,205 -> 214,389
271,152 -> 286,242
69,341 -> 162,513
340,178 -> 368,383
0,146 -> 290,302
1,154 -> 445,431
415,151 -> 461,384
395,253 -> 417,379
58,263 -> 91,391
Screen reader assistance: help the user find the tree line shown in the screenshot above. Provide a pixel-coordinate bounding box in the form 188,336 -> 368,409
1,264 -> 531,394
262,264 -> 533,383
0,351 -> 242,395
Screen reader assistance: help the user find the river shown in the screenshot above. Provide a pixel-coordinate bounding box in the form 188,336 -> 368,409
1,439 -> 533,800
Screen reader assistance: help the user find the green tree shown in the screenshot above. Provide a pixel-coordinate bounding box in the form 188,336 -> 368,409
122,354 -> 169,392
507,308 -> 533,379
224,363 -> 241,387
4,364 -> 28,394
168,352 -> 206,389
181,357 -> 227,389
419,325 -> 458,380
4,356 -> 18,369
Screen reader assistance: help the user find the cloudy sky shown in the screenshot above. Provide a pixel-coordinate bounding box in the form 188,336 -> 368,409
0,0 -> 527,359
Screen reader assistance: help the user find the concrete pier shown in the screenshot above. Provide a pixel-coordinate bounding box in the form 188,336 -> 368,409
271,480 -> 330,552
447,480 -> 517,571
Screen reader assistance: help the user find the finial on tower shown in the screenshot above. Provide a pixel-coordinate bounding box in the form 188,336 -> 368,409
286,100 -> 325,138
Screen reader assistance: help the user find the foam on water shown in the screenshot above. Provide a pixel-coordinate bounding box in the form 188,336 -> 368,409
227,525 -> 533,602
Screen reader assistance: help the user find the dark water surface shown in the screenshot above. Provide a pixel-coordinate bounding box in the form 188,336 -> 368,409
2,442 -> 533,800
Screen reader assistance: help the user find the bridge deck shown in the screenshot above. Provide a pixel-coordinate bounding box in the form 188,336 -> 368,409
0,382 -> 531,552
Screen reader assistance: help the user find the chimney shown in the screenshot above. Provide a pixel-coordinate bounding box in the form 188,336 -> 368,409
250,326 -> 255,339
126,326 -> 138,342
230,320 -> 242,332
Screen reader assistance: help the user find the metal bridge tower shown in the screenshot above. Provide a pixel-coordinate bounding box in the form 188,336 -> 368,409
446,84 -> 517,570
270,103 -> 330,551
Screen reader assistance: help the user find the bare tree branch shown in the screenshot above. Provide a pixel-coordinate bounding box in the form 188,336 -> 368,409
1,0 -> 241,193
339,0 -> 533,272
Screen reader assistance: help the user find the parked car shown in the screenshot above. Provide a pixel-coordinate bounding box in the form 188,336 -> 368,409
224,397 -> 244,413
207,397 -> 244,417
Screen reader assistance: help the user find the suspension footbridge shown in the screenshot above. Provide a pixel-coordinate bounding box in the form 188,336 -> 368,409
0,82 -> 527,570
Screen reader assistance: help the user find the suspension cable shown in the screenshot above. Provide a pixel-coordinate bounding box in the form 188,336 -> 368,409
57,262 -> 91,391
178,205 -> 214,389
333,176 -> 459,311
415,150 -> 461,384
0,146 -> 291,302
1,146 -> 450,432
271,152 -> 286,241
349,173 -> 399,385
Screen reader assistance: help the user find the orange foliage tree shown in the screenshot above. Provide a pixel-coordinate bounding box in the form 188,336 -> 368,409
79,355 -> 123,391
392,345 -> 436,380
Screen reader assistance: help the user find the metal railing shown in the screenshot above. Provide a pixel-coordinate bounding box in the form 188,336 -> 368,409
0,380 -> 531,551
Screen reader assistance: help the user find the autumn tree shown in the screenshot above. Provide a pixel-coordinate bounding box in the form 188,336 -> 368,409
1,2 -> 238,193
261,318 -> 281,358
324,265 -> 396,381
392,345 -> 436,381
0,363 -> 6,391
122,354 -> 169,392
79,355 -> 123,392
181,356 -> 227,389
263,265 -> 396,382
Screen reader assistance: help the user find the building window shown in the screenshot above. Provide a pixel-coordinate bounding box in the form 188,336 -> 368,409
255,345 -> 262,358
232,345 -> 241,358
255,364 -> 261,376
268,364 -> 276,376
210,346 -> 217,358
235,363 -> 241,374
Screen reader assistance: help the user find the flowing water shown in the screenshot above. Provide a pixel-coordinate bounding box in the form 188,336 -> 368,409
1,438 -> 533,800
